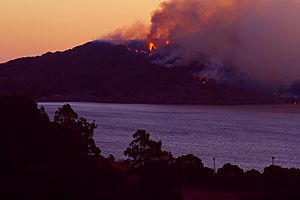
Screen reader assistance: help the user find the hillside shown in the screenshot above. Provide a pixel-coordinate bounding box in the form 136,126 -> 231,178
0,41 -> 283,104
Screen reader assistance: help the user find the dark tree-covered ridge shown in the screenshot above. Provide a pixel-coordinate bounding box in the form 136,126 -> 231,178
0,42 -> 285,104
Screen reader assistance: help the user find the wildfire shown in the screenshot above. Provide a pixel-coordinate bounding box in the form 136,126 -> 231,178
149,42 -> 157,52
165,40 -> 171,45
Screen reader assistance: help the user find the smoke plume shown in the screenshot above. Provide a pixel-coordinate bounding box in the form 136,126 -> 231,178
148,0 -> 300,84
101,21 -> 149,40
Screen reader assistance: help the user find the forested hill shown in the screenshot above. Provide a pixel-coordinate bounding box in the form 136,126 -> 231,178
0,42 -> 284,104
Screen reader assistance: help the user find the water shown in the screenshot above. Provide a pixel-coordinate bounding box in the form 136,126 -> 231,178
40,102 -> 300,171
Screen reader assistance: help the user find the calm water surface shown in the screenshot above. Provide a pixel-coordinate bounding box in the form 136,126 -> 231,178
40,102 -> 300,171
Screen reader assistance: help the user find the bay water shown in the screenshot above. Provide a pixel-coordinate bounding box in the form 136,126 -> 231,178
40,102 -> 300,171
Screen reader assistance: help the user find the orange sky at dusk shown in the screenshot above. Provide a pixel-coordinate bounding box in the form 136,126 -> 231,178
0,0 -> 163,63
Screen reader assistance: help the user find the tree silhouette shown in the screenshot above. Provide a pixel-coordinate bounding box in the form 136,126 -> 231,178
124,130 -> 182,200
218,163 -> 244,177
124,130 -> 173,168
175,154 -> 205,185
3,95 -> 300,200
53,104 -> 100,158
175,154 -> 204,168
0,96 -> 137,200
217,163 -> 245,187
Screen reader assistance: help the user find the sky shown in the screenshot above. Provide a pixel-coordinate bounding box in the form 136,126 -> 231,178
0,0 -> 163,63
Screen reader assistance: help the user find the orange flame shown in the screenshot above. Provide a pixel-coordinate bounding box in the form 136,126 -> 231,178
165,40 -> 170,45
149,42 -> 157,52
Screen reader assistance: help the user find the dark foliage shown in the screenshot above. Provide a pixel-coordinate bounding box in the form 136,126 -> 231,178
174,154 -> 206,186
124,130 -> 181,200
261,165 -> 300,199
53,104 -> 100,158
124,130 -> 173,168
0,95 -> 136,200
1,95 -> 300,200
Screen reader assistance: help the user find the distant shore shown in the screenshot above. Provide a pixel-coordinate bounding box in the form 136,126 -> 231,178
36,96 -> 297,105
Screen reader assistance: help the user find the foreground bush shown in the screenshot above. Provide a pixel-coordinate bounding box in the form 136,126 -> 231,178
0,95 -> 136,200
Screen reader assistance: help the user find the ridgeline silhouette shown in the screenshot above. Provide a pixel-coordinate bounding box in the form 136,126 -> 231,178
0,42 -> 290,104
1,95 -> 299,200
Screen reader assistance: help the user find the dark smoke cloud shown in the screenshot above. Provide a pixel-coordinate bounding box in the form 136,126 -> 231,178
149,0 -> 300,84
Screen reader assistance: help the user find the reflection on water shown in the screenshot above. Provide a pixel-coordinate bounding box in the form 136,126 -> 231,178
40,102 -> 300,171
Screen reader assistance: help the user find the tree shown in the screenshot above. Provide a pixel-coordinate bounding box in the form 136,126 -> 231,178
0,95 -> 55,175
217,163 -> 245,187
175,154 -> 204,168
217,163 -> 244,178
124,130 -> 181,200
53,104 -> 100,158
124,130 -> 173,168
174,154 -> 205,185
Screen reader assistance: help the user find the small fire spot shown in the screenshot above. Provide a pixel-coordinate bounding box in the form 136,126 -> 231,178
149,42 -> 157,52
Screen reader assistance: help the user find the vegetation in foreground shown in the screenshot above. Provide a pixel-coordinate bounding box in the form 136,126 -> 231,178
0,95 -> 300,200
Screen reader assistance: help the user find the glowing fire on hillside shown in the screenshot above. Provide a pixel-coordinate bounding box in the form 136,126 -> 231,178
149,42 -> 157,52
148,39 -> 170,53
